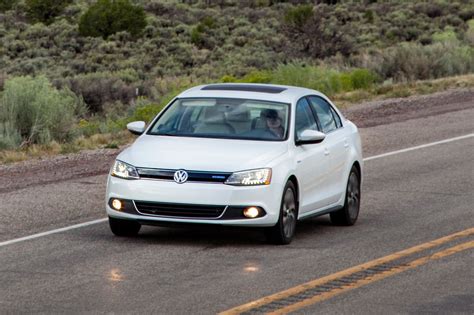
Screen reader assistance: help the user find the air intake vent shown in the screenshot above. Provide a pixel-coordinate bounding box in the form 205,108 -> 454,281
134,201 -> 226,218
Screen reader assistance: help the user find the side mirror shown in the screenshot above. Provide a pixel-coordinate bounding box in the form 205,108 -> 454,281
296,129 -> 326,145
127,121 -> 146,135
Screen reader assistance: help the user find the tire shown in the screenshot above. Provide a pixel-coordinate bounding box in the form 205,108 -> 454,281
330,166 -> 361,226
109,217 -> 141,237
265,181 -> 298,245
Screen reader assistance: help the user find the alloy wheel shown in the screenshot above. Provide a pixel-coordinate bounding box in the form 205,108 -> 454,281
282,188 -> 297,239
347,172 -> 360,221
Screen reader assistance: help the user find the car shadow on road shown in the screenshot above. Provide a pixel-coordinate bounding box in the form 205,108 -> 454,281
107,215 -> 341,247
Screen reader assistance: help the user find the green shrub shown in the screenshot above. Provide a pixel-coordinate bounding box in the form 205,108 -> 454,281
268,64 -> 337,94
356,41 -> 474,81
230,63 -> 378,96
200,16 -> 216,29
349,69 -> 379,89
190,27 -> 203,46
432,27 -> 458,43
0,73 -> 7,91
129,102 -> 162,123
221,75 -> 238,83
66,73 -> 136,113
459,8 -> 474,21
77,119 -> 101,137
0,122 -> 21,150
127,91 -> 181,125
363,9 -> 375,24
284,5 -> 313,28
0,76 -> 85,148
79,0 -> 147,39
0,0 -> 17,12
465,19 -> 474,45
241,71 -> 272,83
25,0 -> 72,25
190,16 -> 217,48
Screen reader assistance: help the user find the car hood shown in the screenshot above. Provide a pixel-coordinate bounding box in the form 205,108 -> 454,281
118,135 -> 289,172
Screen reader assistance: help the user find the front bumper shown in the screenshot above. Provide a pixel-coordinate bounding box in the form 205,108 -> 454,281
105,176 -> 282,227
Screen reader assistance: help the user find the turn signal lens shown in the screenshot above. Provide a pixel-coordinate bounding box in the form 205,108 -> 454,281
243,206 -> 260,218
111,199 -> 122,210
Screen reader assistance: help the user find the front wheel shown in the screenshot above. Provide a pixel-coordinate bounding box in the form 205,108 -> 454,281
109,217 -> 141,237
265,181 -> 297,245
330,166 -> 361,226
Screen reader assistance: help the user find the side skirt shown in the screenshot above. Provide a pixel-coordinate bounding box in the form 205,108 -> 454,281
297,205 -> 343,221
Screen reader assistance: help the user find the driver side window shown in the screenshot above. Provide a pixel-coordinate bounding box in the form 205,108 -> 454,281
295,98 -> 319,140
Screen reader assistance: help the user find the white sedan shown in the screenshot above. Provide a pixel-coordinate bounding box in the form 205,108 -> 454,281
106,84 -> 363,244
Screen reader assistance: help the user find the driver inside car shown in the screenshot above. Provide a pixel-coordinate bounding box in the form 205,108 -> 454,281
262,109 -> 284,139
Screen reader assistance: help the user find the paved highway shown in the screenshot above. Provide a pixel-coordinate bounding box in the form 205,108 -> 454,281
0,95 -> 473,314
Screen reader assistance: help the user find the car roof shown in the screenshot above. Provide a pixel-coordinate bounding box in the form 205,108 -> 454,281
176,83 -> 328,104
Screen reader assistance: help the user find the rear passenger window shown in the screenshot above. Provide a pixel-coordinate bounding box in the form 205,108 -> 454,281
308,96 -> 339,133
330,107 -> 342,128
295,98 -> 319,139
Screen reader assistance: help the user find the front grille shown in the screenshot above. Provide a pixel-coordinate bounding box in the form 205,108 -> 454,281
136,168 -> 231,183
134,201 -> 226,218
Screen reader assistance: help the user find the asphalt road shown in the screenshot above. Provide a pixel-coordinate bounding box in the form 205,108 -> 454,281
0,96 -> 473,314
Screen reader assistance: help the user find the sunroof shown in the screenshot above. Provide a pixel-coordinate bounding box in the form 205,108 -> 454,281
201,84 -> 286,94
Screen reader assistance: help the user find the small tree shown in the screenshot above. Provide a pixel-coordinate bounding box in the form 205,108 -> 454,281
283,4 -> 354,59
25,0 -> 72,25
79,0 -> 147,39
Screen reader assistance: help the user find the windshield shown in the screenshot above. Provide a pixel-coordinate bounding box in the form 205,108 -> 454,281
148,98 -> 290,141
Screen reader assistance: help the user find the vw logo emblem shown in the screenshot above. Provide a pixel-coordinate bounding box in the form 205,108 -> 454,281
174,170 -> 188,184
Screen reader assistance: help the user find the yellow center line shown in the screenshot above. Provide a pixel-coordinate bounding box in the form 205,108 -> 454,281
269,240 -> 474,314
219,227 -> 474,315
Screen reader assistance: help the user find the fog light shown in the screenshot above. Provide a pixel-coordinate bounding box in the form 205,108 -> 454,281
111,199 -> 122,210
243,206 -> 260,218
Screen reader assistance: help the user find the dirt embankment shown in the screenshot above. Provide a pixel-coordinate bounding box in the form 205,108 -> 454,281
1,88 -> 473,194
0,149 -> 119,194
342,89 -> 473,128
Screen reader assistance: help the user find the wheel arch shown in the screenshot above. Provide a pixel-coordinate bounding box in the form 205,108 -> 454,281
349,160 -> 363,189
352,160 -> 361,178
287,175 -> 300,212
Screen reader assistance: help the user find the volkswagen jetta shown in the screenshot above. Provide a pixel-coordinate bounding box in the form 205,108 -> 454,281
106,83 -> 363,244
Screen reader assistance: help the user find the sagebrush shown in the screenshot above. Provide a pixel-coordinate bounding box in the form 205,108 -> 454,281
0,76 -> 85,148
0,0 -> 473,152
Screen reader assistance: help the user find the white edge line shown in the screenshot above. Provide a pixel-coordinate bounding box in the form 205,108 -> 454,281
363,133 -> 474,162
0,218 -> 107,247
1,132 -> 473,248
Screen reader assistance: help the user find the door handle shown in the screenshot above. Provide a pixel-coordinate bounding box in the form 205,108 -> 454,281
343,137 -> 349,148
324,148 -> 330,156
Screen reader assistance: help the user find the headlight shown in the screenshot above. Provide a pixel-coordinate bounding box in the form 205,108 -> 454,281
111,160 -> 139,179
225,168 -> 272,186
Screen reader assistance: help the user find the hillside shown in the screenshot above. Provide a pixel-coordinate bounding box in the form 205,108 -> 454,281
0,0 -> 473,154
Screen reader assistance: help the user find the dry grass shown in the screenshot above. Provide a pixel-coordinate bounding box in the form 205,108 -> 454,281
0,131 -> 134,164
1,74 -> 473,165
333,74 -> 474,108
